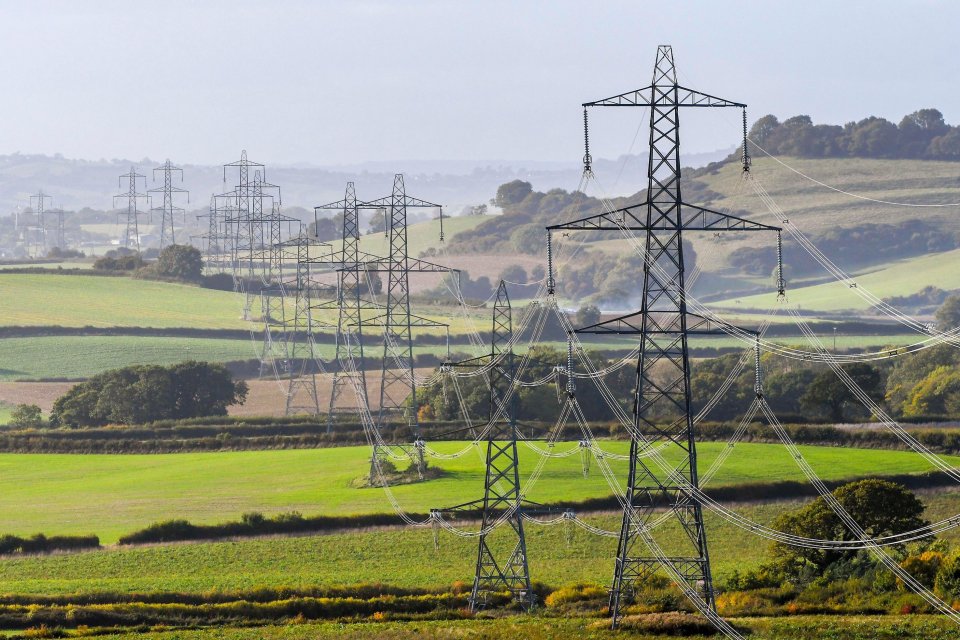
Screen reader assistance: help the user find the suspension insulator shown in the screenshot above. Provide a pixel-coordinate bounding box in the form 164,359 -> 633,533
741,108 -> 751,173
583,107 -> 593,175
546,232 -> 556,295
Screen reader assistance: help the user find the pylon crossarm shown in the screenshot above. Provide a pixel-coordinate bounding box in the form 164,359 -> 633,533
584,85 -> 744,109
355,253 -> 457,273
548,201 -> 779,233
360,312 -> 447,328
576,311 -> 759,336
361,194 -> 441,210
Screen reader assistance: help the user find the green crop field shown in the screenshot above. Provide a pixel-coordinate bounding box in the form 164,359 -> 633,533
86,615 -> 960,640
356,215 -> 487,258
709,248 -> 960,313
0,336 -> 262,381
0,443 -> 952,543
0,274 -> 247,329
0,489 -> 957,597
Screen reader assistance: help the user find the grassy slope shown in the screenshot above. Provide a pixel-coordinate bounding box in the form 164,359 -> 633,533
691,155 -> 960,264
0,442 -> 952,543
580,156 -> 960,311
710,248 -> 960,312
355,215 -> 487,258
0,491 -> 957,596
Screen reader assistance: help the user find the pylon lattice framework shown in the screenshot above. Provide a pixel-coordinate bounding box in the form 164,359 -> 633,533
27,190 -> 51,257
549,45 -> 783,627
149,160 -> 189,250
114,167 -> 149,252
432,280 -> 545,610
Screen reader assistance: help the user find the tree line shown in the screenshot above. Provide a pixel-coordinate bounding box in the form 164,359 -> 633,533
748,108 -> 960,160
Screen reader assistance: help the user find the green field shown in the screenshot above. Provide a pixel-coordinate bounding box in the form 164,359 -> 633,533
356,215 -> 487,258
0,442 -> 953,543
0,489 -> 958,597
709,248 -> 960,313
87,615 -> 960,640
0,336 -> 262,381
0,274 -> 246,329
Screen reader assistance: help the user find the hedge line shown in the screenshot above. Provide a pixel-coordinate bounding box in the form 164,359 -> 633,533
5,418 -> 960,454
0,534 -> 98,556
117,468 -> 957,546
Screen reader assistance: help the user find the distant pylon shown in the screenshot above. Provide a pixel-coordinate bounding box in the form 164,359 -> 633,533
149,160 -> 189,250
27,191 -> 51,257
114,167 -> 149,252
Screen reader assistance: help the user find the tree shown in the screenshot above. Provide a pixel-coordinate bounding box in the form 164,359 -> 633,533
575,304 -> 601,328
368,209 -> 386,234
769,479 -> 927,582
9,404 -> 43,428
155,244 -> 203,282
902,365 -> 960,418
493,180 -> 533,208
800,363 -> 882,422
309,215 -> 339,241
499,264 -> 527,284
50,361 -> 247,427
935,294 -> 960,331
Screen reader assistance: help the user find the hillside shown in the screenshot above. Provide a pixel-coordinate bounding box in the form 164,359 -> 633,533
444,155 -> 960,313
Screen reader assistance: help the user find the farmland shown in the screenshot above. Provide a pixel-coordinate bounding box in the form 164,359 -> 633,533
0,336 -> 259,381
0,489 -> 958,595
710,248 -> 960,313
0,273 -> 246,329
0,442 -> 951,543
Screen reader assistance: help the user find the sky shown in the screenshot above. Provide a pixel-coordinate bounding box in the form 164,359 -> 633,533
0,0 -> 956,167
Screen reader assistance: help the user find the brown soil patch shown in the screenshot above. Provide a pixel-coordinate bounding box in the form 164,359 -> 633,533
0,382 -> 74,412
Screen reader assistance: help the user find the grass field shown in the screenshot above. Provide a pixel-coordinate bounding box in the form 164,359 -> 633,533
0,442 -> 952,543
0,336 -> 262,381
87,615 -> 960,640
0,489 -> 957,597
0,274 -> 247,329
710,248 -> 960,313
356,215 -> 487,258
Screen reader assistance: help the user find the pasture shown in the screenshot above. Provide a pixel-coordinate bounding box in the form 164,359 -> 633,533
0,442 -> 952,543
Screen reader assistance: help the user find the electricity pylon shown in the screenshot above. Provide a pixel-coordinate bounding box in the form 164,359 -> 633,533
432,280 -> 536,610
361,174 -> 449,430
114,167 -> 149,252
27,191 -> 51,257
549,45 -> 783,627
149,160 -> 189,249
316,182 -> 373,429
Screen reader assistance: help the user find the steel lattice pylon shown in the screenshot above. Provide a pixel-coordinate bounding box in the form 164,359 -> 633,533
320,182 -> 370,429
27,191 -> 51,257
149,160 -> 189,250
433,280 -> 535,610
362,175 -> 446,430
550,45 -> 783,627
114,168 -> 149,252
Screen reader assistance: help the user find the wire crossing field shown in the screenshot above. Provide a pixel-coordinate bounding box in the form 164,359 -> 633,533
0,443 -> 954,543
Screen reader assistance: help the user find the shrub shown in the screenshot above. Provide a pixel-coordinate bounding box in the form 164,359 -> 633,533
9,404 -> 44,428
544,582 -> 606,608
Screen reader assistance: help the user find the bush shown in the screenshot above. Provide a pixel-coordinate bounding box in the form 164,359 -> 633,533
9,403 -> 44,428
544,582 -> 606,608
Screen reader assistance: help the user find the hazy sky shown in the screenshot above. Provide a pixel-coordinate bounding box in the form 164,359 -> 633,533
0,0 -> 956,166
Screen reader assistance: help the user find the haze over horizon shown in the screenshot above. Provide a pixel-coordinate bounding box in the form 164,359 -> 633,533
0,1 -> 956,168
